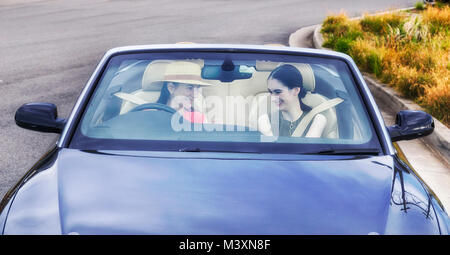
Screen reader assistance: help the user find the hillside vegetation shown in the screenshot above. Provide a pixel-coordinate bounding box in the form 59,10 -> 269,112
321,5 -> 449,126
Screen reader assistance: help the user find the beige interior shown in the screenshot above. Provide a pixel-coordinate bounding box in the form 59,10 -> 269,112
117,60 -> 168,114
115,60 -> 339,138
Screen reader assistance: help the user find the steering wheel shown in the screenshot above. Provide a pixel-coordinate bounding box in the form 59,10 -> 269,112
130,103 -> 177,114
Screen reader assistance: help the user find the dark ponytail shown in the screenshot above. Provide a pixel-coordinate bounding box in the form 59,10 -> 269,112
268,64 -> 311,111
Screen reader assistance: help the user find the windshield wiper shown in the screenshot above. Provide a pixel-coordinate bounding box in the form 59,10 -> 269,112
179,147 -> 380,155
178,147 -> 202,152
303,148 -> 381,155
178,147 -> 248,153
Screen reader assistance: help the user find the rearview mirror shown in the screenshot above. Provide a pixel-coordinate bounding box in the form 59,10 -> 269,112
202,58 -> 254,82
387,110 -> 434,142
15,103 -> 66,133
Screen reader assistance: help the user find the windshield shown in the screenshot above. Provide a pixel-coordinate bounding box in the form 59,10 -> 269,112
70,51 -> 381,154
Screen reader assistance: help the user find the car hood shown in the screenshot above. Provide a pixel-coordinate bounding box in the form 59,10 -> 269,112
4,148 -> 398,234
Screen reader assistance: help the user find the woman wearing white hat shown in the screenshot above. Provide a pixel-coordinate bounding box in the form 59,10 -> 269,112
155,61 -> 213,123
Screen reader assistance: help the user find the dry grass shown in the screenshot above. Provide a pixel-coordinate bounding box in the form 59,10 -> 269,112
322,5 -> 450,126
423,5 -> 450,29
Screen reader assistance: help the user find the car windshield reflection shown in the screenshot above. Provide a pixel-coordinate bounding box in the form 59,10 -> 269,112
72,51 -> 381,154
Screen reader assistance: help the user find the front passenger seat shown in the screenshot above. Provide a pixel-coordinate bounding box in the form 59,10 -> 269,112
249,63 -> 341,138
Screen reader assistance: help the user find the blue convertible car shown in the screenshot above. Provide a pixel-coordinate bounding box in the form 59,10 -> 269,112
1,44 -> 449,234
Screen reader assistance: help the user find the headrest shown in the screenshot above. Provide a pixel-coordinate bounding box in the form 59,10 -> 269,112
291,63 -> 315,92
255,61 -> 316,92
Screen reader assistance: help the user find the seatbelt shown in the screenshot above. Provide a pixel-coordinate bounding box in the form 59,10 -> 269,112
291,97 -> 344,137
114,92 -> 148,105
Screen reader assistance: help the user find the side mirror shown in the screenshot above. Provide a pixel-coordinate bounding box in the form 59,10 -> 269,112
387,110 -> 434,142
15,103 -> 66,133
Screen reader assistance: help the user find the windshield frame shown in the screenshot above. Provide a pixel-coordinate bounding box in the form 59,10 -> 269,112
61,46 -> 390,155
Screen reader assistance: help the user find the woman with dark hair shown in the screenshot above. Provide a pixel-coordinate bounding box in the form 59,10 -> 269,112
157,81 -> 200,111
267,64 -> 327,137
155,61 -> 212,123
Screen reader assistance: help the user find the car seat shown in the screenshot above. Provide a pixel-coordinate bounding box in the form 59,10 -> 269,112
248,62 -> 341,138
115,60 -> 206,115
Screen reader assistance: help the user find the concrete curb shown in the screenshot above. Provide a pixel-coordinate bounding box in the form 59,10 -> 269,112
363,75 -> 450,165
313,24 -> 324,49
288,24 -> 318,48
289,20 -> 450,166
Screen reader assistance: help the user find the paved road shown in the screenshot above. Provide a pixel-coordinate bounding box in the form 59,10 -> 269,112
0,0 -> 417,198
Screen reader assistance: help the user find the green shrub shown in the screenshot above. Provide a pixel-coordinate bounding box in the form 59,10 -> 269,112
321,7 -> 450,126
334,37 -> 353,54
332,30 -> 363,53
385,14 -> 405,29
361,16 -> 385,34
415,1 -> 425,11
321,14 -> 350,36
321,14 -> 363,50
322,14 -> 347,27
360,13 -> 404,35
366,52 -> 383,77
322,37 -> 336,49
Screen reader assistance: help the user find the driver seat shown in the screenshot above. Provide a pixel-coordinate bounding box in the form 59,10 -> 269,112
116,60 -> 206,115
